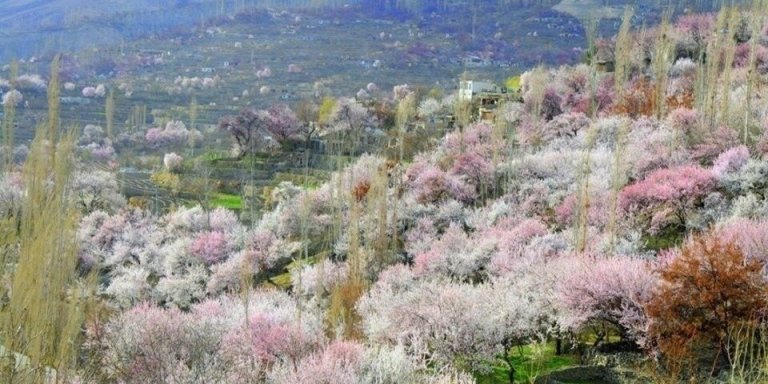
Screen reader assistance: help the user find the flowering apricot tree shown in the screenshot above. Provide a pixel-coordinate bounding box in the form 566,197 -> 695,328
620,165 -> 716,231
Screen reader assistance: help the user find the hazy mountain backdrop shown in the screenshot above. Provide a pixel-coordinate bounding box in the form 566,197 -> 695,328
0,0 -> 731,62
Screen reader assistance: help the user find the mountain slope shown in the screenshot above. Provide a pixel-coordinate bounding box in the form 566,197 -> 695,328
0,1 -> 215,61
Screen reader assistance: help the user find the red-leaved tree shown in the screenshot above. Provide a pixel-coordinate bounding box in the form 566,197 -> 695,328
645,233 -> 768,376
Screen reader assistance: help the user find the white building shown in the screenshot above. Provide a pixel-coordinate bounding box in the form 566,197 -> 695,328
458,80 -> 498,101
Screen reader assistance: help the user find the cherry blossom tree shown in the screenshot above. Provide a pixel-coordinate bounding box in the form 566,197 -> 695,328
674,13 -> 715,59
328,97 -> 376,155
716,218 -> 768,265
0,171 -> 23,218
218,108 -> 279,158
265,103 -> 301,142
619,165 -> 716,231
163,152 -> 184,172
269,340 -> 364,384
145,120 -> 196,149
358,276 -> 508,374
359,262 -> 559,381
70,170 -> 125,214
711,146 -> 749,179
555,254 -> 656,347
2,89 -> 23,107
77,205 -> 267,308
405,159 -> 476,204
16,74 -> 47,92
666,107 -> 699,137
189,230 -> 232,265
268,338 -> 445,383
87,290 -> 326,383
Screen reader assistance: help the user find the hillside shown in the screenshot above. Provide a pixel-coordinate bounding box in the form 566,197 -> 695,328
0,0 -> 225,61
0,0 -> 734,66
2,2 -> 768,383
0,0 -> 722,139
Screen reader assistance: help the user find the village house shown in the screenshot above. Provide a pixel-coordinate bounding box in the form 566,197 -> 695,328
458,80 -> 506,121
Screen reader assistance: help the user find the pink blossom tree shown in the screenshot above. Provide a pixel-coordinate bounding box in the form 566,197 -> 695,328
87,290 -> 325,383
716,218 -> 768,265
555,254 -> 657,347
145,120 -> 192,149
711,145 -> 749,179
404,160 -> 475,204
78,205 -> 255,308
269,340 -> 364,384
218,108 -> 279,158
619,165 -> 716,231
265,103 -> 301,142
734,43 -> 768,74
412,222 -> 492,281
409,120 -> 504,201
189,230 -> 232,265
666,107 -> 699,137
222,313 -> 321,378
449,152 -> 493,189
674,13 -> 715,59
268,338 -> 431,383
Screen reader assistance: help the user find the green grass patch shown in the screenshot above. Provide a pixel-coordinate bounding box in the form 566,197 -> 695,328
199,151 -> 230,162
475,365 -> 513,384
476,342 -> 579,384
210,193 -> 242,209
198,151 -> 273,166
642,225 -> 685,251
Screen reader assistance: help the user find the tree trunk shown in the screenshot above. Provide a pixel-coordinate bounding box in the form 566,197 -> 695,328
502,345 -> 516,384
593,329 -> 605,347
